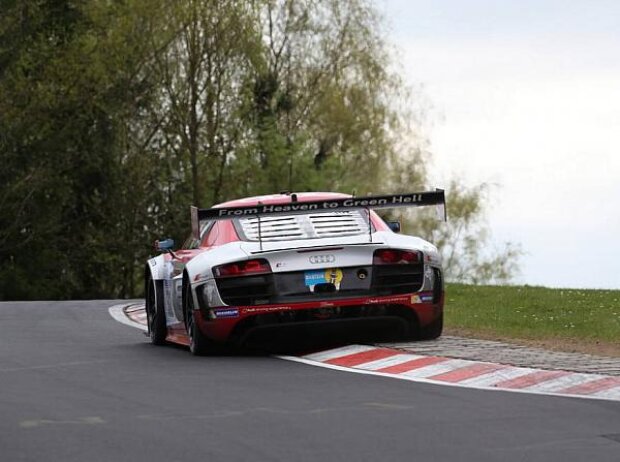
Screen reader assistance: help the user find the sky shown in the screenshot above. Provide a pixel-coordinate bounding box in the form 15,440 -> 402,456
380,0 -> 620,289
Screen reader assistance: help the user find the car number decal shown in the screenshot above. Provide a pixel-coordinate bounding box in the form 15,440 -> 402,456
304,268 -> 343,292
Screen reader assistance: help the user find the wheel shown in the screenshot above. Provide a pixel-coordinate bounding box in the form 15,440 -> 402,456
146,277 -> 167,345
418,312 -> 443,340
184,280 -> 211,356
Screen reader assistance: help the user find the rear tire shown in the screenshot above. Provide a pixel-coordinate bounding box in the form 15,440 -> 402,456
418,312 -> 443,340
184,280 -> 211,356
146,277 -> 167,345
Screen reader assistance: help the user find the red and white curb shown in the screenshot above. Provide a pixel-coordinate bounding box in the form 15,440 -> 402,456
281,344 -> 620,402
108,304 -> 147,332
109,304 -> 620,402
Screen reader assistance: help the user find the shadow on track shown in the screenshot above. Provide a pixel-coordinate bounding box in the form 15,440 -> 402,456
239,321 -> 405,356
124,315 -> 410,357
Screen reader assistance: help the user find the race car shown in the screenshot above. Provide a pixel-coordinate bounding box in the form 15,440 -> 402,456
145,190 -> 446,355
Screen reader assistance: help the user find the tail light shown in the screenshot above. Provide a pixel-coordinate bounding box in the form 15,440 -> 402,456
213,258 -> 272,277
373,249 -> 421,265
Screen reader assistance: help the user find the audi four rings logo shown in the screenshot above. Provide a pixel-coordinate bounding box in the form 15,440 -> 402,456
309,254 -> 335,264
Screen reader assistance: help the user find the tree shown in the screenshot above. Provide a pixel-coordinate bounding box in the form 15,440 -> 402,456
0,0 -> 521,299
0,0 -> 168,298
393,180 -> 522,284
244,0 -> 407,195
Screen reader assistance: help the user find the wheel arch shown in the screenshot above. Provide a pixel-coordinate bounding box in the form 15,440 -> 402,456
146,254 -> 169,281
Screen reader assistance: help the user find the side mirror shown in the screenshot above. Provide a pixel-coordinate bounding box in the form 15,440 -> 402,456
155,238 -> 175,251
386,221 -> 401,233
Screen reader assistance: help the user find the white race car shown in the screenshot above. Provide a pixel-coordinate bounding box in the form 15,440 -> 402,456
145,191 -> 446,355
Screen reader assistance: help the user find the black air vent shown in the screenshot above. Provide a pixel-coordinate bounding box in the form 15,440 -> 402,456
215,274 -> 275,305
371,263 -> 424,295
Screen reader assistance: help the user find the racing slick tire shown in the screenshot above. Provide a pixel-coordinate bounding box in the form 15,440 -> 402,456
145,277 -> 167,345
184,280 -> 212,356
418,312 -> 443,340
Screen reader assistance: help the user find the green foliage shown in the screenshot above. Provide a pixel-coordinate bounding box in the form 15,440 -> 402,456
0,0 -> 166,298
401,180 -> 522,284
0,0 -> 520,300
446,284 -> 620,344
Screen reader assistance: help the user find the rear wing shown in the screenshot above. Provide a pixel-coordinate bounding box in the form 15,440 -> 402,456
191,189 -> 446,241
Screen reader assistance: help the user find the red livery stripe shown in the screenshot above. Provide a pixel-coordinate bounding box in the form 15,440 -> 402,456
428,363 -> 507,383
495,370 -> 570,389
559,377 -> 620,395
375,356 -> 449,374
325,348 -> 400,367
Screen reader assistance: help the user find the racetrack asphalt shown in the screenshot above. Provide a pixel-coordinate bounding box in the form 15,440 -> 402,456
2,300 -> 620,462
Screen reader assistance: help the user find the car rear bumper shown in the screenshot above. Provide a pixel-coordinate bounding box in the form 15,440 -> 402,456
196,291 -> 444,343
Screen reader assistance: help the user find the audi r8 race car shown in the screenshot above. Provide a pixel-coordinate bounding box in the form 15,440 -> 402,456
145,190 -> 446,355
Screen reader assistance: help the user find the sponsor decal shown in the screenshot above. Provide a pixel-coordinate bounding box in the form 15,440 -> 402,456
304,268 -> 343,291
217,203 -> 321,217
366,296 -> 410,305
199,191 -> 445,220
213,308 -> 239,318
411,292 -> 434,304
215,195 -> 425,217
243,306 -> 292,314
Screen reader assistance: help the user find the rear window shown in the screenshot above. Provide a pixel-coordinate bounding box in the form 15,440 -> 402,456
234,210 -> 373,242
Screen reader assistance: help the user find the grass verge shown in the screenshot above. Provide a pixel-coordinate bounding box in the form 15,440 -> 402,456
445,284 -> 620,357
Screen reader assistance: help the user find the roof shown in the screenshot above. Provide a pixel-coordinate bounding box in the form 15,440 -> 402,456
214,192 -> 351,208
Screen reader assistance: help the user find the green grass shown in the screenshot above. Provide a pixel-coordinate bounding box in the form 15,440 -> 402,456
445,284 -> 620,343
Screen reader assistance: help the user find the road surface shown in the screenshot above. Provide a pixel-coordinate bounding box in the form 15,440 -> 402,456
1,300 -> 619,461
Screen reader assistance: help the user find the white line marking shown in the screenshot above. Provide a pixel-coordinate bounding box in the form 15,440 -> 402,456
108,304 -> 147,332
20,417 -> 105,429
0,360 -> 109,373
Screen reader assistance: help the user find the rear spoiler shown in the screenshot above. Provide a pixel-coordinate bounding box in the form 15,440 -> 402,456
191,189 -> 446,240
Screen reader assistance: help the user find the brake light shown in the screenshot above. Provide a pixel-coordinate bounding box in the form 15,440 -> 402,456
373,249 -> 420,265
375,249 -> 400,263
213,259 -> 271,277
